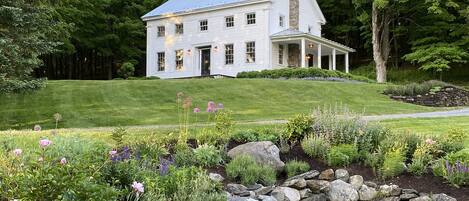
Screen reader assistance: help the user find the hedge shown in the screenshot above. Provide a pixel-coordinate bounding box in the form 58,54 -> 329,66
0,78 -> 47,94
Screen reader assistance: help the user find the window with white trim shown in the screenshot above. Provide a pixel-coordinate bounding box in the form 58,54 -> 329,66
225,44 -> 234,65
278,45 -> 284,65
175,23 -> 183,35
175,49 -> 184,70
200,20 -> 208,31
225,16 -> 234,28
246,41 -> 255,63
157,52 -> 165,71
246,13 -> 256,25
279,15 -> 285,27
157,26 -> 165,37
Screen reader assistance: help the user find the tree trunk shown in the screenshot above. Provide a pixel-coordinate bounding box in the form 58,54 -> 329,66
372,2 -> 390,83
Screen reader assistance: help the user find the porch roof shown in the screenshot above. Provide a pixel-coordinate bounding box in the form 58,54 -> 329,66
271,29 -> 356,53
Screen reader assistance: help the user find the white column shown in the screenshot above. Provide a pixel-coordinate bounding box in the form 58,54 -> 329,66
345,52 -> 349,73
301,39 -> 306,68
328,55 -> 332,70
317,44 -> 322,68
332,48 -> 336,71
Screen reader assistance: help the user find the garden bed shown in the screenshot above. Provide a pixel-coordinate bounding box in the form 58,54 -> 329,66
390,86 -> 469,107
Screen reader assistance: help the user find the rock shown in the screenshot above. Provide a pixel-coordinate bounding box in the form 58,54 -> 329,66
298,188 -> 312,199
272,187 -> 300,201
247,184 -> 263,191
228,141 -> 285,171
378,185 -> 392,196
258,195 -> 278,201
271,189 -> 286,201
209,173 -> 224,182
402,188 -> 418,195
255,186 -> 274,196
390,185 -> 402,196
227,184 -> 248,195
378,197 -> 400,201
431,194 -> 457,201
282,178 -> 306,189
328,180 -> 359,201
410,196 -> 432,201
301,193 -> 328,201
228,196 -> 257,201
364,181 -> 377,188
335,169 -> 350,182
349,175 -> 363,190
318,169 -> 335,180
306,180 -> 330,193
400,193 -> 418,200
287,170 -> 320,180
358,185 -> 377,201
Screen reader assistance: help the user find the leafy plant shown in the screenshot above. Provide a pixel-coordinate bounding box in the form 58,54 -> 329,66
301,135 -> 330,159
380,147 -> 406,179
118,62 -> 135,79
231,128 -> 281,143
408,142 -> 434,176
194,144 -> 223,167
383,80 -> 450,96
285,160 -> 310,178
284,114 -> 313,142
215,110 -> 235,138
237,68 -> 373,82
226,155 -> 276,185
173,146 -> 197,167
326,144 -> 359,167
111,127 -> 127,146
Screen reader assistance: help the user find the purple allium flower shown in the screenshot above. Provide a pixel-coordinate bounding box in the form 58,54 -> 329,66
193,107 -> 200,113
39,139 -> 52,149
207,101 -> 216,113
12,149 -> 22,157
131,181 -> 144,193
217,103 -> 224,110
33,125 -> 41,131
60,158 -> 67,165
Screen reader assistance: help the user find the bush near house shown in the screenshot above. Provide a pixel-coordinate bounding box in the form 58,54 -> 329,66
236,68 -> 373,82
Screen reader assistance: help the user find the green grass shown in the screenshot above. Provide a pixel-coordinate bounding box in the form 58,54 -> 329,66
381,117 -> 469,147
0,79 -> 438,130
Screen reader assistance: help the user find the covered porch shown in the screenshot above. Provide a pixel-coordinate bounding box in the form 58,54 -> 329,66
271,29 -> 355,73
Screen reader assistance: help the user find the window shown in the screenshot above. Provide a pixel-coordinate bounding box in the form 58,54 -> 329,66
157,26 -> 165,37
246,13 -> 256,25
175,49 -> 184,70
279,15 -> 285,27
225,16 -> 234,28
246,41 -> 255,63
225,44 -> 234,65
278,45 -> 284,65
200,20 -> 208,31
175,23 -> 184,35
157,52 -> 165,71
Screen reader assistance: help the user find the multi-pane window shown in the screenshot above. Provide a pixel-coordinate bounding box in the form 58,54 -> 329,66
225,44 -> 234,65
175,50 -> 184,70
246,41 -> 255,63
175,23 -> 184,35
157,26 -> 165,37
279,15 -> 285,27
278,45 -> 284,65
157,52 -> 165,71
225,16 -> 234,28
200,20 -> 208,31
246,13 -> 256,25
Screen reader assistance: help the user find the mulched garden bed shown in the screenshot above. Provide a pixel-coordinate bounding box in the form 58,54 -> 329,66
214,140 -> 469,200
389,86 -> 469,107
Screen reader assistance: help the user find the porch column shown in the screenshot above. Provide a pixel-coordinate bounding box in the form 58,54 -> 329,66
332,48 -> 337,71
328,55 -> 332,70
345,52 -> 350,73
317,44 -> 322,68
301,39 -> 306,68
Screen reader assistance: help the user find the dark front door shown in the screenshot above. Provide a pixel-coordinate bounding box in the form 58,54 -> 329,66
307,54 -> 314,67
201,49 -> 211,76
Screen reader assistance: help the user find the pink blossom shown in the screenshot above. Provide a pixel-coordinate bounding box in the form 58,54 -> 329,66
193,107 -> 200,113
207,101 -> 216,113
33,125 -> 41,131
425,138 -> 436,145
39,139 -> 52,149
60,158 -> 67,165
109,150 -> 117,156
132,181 -> 144,193
12,149 -> 22,157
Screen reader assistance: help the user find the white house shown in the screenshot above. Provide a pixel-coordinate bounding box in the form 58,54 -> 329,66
142,0 -> 355,79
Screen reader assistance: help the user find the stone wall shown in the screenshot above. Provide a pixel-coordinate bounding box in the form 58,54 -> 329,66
289,0 -> 299,30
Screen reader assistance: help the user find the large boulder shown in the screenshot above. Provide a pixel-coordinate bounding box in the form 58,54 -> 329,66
306,180 -> 330,193
349,175 -> 363,190
335,169 -> 350,182
318,169 -> 335,180
358,185 -> 377,201
431,194 -> 457,201
328,180 -> 359,201
271,187 -> 301,201
228,141 -> 285,171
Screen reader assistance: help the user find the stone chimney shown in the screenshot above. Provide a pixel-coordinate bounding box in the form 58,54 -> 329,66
289,0 -> 299,30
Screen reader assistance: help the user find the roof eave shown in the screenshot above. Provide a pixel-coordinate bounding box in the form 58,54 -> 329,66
271,33 -> 356,53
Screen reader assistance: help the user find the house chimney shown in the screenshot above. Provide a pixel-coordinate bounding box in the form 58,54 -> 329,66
289,0 -> 299,30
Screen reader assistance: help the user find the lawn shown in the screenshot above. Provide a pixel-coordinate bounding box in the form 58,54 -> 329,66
0,79 -> 439,130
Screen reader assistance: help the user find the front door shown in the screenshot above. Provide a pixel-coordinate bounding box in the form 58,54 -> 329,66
201,48 -> 211,76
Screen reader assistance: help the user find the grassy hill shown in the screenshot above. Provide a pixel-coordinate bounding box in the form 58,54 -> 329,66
0,79 -> 438,130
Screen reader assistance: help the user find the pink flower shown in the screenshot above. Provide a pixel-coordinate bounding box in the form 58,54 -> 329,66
38,157 -> 44,162
207,101 -> 216,113
425,138 -> 436,145
60,158 -> 67,165
39,139 -> 52,149
193,107 -> 200,113
33,125 -> 41,131
12,149 -> 22,157
132,181 -> 144,193
109,150 -> 117,156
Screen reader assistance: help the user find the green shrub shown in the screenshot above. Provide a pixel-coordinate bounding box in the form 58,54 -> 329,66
0,77 -> 46,94
112,127 -> 127,146
194,144 -> 223,167
285,114 -> 313,142
174,147 -> 197,167
380,148 -> 406,179
408,142 -> 433,176
326,144 -> 359,167
214,110 -> 235,143
231,128 -> 281,143
196,128 -> 230,147
437,128 -> 466,155
118,62 -> 135,79
432,151 -> 469,187
301,135 -> 330,159
226,155 -> 277,185
401,133 -> 422,162
285,160 -> 310,178
383,80 -> 450,96
236,68 -> 373,82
